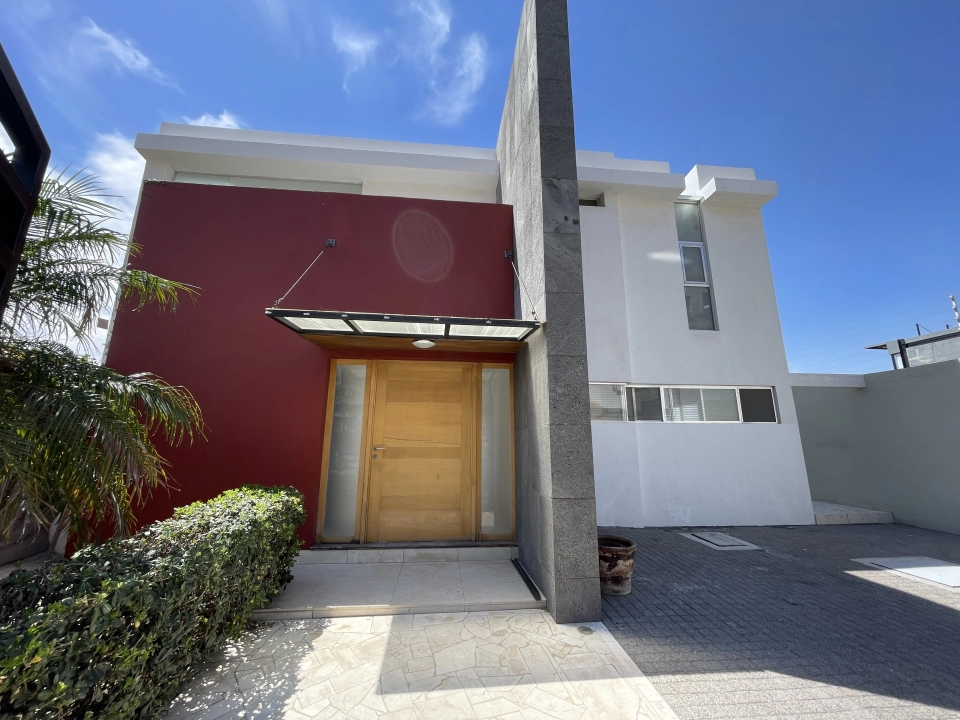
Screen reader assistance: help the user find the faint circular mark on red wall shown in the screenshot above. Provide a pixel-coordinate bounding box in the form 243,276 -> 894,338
392,209 -> 454,283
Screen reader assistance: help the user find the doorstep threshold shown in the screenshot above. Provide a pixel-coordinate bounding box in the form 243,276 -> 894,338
254,598 -> 545,621
309,540 -> 518,550
299,542 -> 518,565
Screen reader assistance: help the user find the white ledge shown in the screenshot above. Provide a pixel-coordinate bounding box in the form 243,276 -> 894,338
699,177 -> 779,208
577,167 -> 687,200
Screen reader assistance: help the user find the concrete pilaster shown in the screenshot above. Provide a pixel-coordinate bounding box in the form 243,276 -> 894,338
497,0 -> 601,623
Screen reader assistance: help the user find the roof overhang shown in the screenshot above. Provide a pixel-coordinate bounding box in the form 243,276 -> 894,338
266,309 -> 540,353
136,124 -> 500,197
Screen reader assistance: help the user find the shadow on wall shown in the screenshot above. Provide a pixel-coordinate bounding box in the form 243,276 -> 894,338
792,360 -> 960,536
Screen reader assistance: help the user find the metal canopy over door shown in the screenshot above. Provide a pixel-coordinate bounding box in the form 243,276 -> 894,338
364,361 -> 476,542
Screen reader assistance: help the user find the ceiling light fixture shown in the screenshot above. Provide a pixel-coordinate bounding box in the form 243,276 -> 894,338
412,339 -> 435,349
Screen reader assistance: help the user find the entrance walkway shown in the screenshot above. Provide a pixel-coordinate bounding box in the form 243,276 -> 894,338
255,551 -> 545,620
164,610 -> 678,720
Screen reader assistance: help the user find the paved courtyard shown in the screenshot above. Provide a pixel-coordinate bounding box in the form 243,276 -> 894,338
601,524 -> 960,719
165,610 -> 677,719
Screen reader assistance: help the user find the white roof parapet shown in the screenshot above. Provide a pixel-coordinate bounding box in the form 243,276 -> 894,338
684,164 -> 778,208
575,150 -> 671,174
135,126 -> 775,207
790,373 -> 866,388
136,123 -> 500,194
575,150 -> 686,200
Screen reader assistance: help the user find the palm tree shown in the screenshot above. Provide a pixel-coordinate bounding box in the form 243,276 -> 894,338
0,170 -> 204,545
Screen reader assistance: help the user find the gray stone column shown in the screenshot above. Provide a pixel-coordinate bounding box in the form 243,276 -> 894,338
497,0 -> 601,623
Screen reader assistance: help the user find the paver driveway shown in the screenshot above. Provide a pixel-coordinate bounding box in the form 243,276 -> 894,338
602,524 -> 960,720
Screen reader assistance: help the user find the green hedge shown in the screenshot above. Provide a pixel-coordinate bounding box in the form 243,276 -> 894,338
0,484 -> 304,719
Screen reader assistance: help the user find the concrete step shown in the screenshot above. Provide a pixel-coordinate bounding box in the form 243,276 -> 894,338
254,559 -> 544,620
813,501 -> 894,525
297,544 -> 518,565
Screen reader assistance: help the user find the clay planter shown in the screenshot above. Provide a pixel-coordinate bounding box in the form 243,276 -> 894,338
598,535 -> 637,595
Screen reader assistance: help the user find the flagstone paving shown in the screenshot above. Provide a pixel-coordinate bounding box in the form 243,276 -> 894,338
164,610 -> 678,720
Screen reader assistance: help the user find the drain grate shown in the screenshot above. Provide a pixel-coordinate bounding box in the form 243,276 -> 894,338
680,532 -> 761,551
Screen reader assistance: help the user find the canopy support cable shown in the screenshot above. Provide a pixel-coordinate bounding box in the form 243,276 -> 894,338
510,260 -> 542,324
273,250 -> 324,308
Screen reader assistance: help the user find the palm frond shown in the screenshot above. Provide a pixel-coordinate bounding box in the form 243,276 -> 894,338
0,169 -> 205,543
0,340 -> 204,541
3,169 -> 198,348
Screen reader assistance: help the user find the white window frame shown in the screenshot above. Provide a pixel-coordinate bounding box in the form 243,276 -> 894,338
661,385 -> 741,424
624,385 -> 666,423
588,382 -> 628,421
675,200 -> 718,330
678,242 -> 710,287
589,382 -> 780,424
737,385 -> 781,424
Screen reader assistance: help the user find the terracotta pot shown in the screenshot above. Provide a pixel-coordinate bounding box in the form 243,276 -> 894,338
598,535 -> 637,595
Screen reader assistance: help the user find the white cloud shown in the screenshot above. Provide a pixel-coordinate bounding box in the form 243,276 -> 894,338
253,0 -> 313,35
398,0 -> 487,125
69,19 -> 177,89
249,0 -> 316,51
254,0 -> 290,30
332,21 -> 380,90
424,33 -> 488,125
182,111 -> 243,129
6,0 -> 53,25
85,132 -> 145,234
402,0 -> 451,70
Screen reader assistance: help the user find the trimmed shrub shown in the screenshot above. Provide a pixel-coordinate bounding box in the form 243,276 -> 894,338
0,484 -> 304,719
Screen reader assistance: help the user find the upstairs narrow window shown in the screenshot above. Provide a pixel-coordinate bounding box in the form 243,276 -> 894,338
674,202 -> 716,330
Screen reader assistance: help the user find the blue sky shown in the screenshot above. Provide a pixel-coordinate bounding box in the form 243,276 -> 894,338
2,0 -> 958,373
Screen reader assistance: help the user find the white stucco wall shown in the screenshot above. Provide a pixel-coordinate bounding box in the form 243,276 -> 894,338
582,172 -> 814,528
362,181 -> 496,204
131,127 -> 814,528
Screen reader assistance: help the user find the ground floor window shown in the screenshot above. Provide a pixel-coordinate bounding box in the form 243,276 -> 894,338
590,383 -> 779,424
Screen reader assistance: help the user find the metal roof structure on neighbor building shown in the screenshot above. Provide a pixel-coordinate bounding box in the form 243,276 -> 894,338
866,326 -> 960,369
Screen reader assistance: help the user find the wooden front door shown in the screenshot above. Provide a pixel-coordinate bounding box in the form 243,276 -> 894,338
364,361 -> 476,542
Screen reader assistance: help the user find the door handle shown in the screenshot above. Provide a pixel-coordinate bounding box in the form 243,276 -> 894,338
373,446 -> 386,451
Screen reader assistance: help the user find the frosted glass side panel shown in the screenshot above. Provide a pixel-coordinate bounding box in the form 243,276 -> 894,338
322,364 -> 367,539
481,368 -> 513,536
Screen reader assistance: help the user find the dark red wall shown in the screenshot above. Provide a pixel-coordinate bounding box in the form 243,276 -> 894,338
106,182 -> 515,544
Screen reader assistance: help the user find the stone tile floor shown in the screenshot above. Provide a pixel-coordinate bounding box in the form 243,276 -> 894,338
256,561 -> 545,620
164,610 -> 678,720
602,524 -> 960,720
